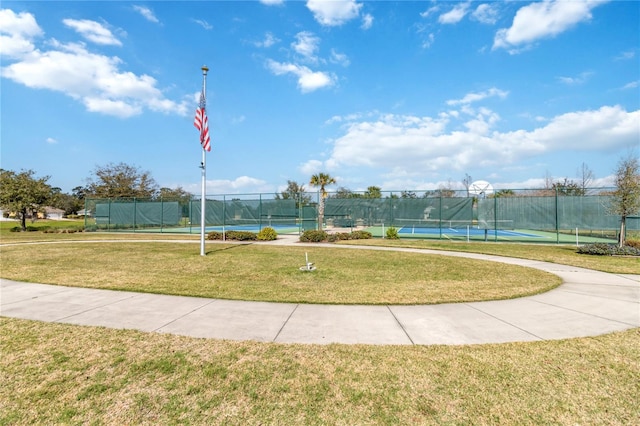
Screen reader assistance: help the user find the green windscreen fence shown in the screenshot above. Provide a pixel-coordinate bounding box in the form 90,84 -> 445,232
84,189 -> 638,243
188,198 -> 298,227
324,197 -> 473,228
478,195 -> 625,230
92,199 -> 181,229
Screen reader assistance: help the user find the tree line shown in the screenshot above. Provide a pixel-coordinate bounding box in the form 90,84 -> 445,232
1,154 -> 639,246
0,162 -> 191,231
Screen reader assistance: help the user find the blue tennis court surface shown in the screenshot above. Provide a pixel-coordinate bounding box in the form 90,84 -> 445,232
398,226 -> 543,239
205,223 -> 299,233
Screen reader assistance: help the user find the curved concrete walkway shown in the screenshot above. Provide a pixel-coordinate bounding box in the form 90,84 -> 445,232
1,237 -> 638,345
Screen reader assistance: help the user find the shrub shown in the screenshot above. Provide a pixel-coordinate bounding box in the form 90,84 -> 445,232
206,231 -> 224,240
207,230 -> 258,241
315,230 -> 373,242
577,243 -> 640,256
325,232 -> 347,242
257,227 -> 278,241
300,230 -> 328,242
43,227 -> 83,234
349,230 -> 373,240
226,231 -> 257,241
625,239 -> 640,249
386,226 -> 400,239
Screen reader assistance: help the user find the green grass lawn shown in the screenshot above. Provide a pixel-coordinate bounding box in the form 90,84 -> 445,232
1,318 -> 638,425
1,226 -> 638,425
0,242 -> 560,304
340,238 -> 640,275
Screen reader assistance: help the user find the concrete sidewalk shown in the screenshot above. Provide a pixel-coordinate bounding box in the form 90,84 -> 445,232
1,241 -> 638,345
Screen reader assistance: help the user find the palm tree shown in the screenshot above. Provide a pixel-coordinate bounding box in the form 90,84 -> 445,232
309,172 -> 336,230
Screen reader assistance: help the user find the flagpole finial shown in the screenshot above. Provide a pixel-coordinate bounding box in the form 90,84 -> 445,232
201,65 -> 209,75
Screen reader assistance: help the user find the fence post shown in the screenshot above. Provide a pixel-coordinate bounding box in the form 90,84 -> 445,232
160,197 -> 164,233
439,195 -> 443,240
222,195 -> 226,239
556,187 -> 560,244
494,194 -> 498,242
259,193 -> 263,230
298,193 -> 302,235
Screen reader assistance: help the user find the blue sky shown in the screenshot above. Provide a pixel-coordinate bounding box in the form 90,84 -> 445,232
1,0 -> 638,196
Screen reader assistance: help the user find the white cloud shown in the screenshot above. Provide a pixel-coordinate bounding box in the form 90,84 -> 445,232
446,87 -> 509,106
84,97 -> 142,118
0,9 -> 43,59
192,19 -> 212,30
361,13 -> 373,30
306,0 -> 362,26
1,24 -> 189,118
231,115 -> 246,125
524,105 -> 639,150
260,0 -> 284,5
205,176 -> 272,194
132,5 -> 159,24
421,33 -> 435,49
325,112 -> 366,125
471,4 -> 499,25
266,59 -> 335,93
420,6 -> 439,18
438,2 -> 470,24
254,31 -> 279,48
330,49 -> 350,67
46,137 -> 58,144
621,81 -> 639,90
0,8 -> 41,37
414,21 -> 436,49
493,0 -> 607,53
614,50 -> 636,61
292,31 -> 320,62
322,106 -> 638,177
63,19 -> 122,46
299,159 -> 324,175
557,71 -> 593,85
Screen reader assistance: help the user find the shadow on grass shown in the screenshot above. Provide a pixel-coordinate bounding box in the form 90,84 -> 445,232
205,242 -> 255,255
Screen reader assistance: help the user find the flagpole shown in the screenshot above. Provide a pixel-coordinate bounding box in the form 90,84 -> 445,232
200,65 -> 209,256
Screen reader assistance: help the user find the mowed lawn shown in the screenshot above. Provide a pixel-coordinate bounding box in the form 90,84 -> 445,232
1,226 -> 639,424
0,241 -> 561,304
1,319 -> 638,425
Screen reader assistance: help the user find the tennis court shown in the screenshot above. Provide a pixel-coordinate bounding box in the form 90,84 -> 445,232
397,225 -> 542,239
360,218 -> 616,243
388,218 -> 537,241
204,223 -> 299,233
127,221 -> 301,235
85,190 -> 635,244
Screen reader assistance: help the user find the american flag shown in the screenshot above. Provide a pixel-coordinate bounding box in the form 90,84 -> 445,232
194,91 -> 211,152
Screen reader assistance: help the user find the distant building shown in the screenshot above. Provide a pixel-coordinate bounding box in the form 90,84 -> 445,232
39,207 -> 65,220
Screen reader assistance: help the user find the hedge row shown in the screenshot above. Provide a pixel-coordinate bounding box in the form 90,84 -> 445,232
299,229 -> 373,243
206,227 -> 278,241
10,226 -> 86,233
577,243 -> 640,256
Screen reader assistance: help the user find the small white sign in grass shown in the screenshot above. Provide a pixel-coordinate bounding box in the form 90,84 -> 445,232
299,252 -> 316,272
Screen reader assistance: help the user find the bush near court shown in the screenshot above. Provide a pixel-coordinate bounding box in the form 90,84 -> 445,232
206,227 -> 278,242
299,229 -> 373,243
577,242 -> 640,256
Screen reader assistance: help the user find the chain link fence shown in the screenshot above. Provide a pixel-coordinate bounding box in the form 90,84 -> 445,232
84,188 -> 638,244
